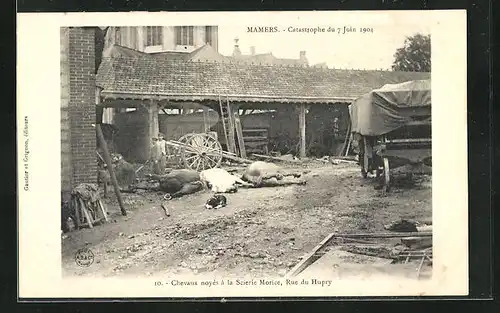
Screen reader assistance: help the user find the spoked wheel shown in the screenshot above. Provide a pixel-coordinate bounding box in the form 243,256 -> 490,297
181,133 -> 223,171
168,133 -> 196,167
178,133 -> 196,144
382,157 -> 391,193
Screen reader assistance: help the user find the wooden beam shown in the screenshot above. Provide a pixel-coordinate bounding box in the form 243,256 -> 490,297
286,231 -> 432,278
226,98 -> 237,154
251,153 -> 301,164
330,232 -> 432,238
233,109 -> 247,158
286,232 -> 337,278
148,100 -> 160,160
203,106 -> 210,132
96,124 -> 127,216
99,99 -> 145,108
298,104 -> 307,158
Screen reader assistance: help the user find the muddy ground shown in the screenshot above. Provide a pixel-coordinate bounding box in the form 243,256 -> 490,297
62,161 -> 432,279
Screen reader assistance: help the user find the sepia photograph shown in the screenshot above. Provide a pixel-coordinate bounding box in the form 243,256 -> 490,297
61,23 -> 432,277
17,11 -> 467,298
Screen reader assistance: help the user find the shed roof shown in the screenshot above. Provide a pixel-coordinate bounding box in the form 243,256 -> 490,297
96,53 -> 430,104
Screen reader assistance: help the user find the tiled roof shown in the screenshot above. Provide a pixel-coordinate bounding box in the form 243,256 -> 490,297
229,53 -> 307,66
96,54 -> 431,104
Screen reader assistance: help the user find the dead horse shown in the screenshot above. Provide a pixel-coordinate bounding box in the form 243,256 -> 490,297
241,161 -> 306,187
146,169 -> 204,198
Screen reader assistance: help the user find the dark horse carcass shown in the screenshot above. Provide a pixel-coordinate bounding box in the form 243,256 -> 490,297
145,169 -> 204,198
349,79 -> 432,192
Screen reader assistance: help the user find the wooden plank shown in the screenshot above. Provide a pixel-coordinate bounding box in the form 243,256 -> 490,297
98,200 -> 109,222
242,128 -> 268,133
251,153 -> 301,164
298,104 -> 306,158
96,124 -> 127,216
286,232 -> 337,278
233,110 -> 247,158
331,232 -> 432,238
79,198 -> 94,229
220,152 -> 253,164
242,136 -> 268,141
225,97 -> 237,154
286,231 -> 433,278
385,138 -> 432,143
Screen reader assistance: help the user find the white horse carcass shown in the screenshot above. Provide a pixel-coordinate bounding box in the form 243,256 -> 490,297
200,168 -> 252,193
241,161 -> 305,187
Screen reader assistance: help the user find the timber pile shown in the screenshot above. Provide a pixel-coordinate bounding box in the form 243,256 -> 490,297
286,226 -> 433,278
70,183 -> 109,229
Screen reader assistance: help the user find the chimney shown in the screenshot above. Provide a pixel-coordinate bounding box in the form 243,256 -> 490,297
250,46 -> 256,55
299,51 -> 308,65
232,37 -> 242,57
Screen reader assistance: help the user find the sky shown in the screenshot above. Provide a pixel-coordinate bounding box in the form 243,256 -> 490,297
218,22 -> 431,70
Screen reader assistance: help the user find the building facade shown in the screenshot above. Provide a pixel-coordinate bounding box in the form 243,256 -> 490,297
104,26 -> 219,54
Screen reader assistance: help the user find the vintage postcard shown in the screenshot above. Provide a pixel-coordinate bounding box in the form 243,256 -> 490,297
17,10 -> 468,298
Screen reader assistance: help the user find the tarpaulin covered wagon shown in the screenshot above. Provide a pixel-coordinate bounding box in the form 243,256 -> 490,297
349,79 -> 431,192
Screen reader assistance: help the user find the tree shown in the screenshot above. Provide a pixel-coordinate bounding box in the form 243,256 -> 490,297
391,33 -> 431,72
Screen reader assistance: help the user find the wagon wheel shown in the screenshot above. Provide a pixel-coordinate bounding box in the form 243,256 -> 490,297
178,133 -> 196,143
375,157 -> 383,178
168,133 -> 196,166
382,157 -> 391,193
182,133 -> 223,171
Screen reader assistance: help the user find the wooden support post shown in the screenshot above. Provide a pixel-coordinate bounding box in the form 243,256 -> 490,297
226,98 -> 237,154
233,107 -> 247,158
298,104 -> 307,158
203,106 -> 210,132
96,124 -> 127,216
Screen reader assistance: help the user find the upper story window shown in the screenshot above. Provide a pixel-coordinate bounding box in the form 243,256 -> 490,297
145,26 -> 163,46
114,27 -> 122,45
175,26 -> 194,46
205,26 -> 214,46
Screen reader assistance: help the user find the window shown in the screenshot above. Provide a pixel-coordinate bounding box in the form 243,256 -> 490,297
114,27 -> 122,45
145,26 -> 162,46
175,26 -> 194,46
205,26 -> 214,46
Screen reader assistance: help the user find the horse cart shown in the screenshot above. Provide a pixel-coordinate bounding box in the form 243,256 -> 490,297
349,80 -> 431,192
165,132 -> 224,171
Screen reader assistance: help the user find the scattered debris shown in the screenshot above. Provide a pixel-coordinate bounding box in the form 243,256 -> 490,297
70,183 -> 109,230
252,153 -> 301,164
383,219 -> 418,232
400,236 -> 432,249
161,202 -> 170,216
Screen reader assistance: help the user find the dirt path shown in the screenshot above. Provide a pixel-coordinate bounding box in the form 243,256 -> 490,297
62,163 -> 432,278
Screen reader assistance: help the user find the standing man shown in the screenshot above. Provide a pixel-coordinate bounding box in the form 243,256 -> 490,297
150,134 -> 167,175
157,133 -> 167,173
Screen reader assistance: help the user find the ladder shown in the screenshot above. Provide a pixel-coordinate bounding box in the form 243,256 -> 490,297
218,95 -> 246,157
